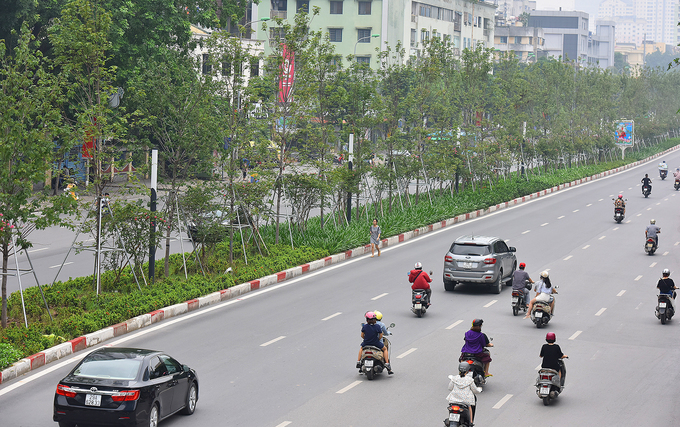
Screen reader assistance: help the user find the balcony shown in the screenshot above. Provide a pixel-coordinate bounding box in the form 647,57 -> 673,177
270,10 -> 287,19
411,14 -> 417,23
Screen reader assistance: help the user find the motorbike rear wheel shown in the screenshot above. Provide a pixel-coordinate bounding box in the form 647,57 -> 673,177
661,313 -> 667,324
366,368 -> 375,380
415,308 -> 422,318
512,305 -> 519,316
543,396 -> 551,406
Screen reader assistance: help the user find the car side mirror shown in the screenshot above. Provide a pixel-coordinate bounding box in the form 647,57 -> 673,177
389,323 -> 395,328
509,247 -> 516,252
183,364 -> 191,373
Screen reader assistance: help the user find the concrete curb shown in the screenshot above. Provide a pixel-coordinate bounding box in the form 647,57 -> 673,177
1,144 -> 677,385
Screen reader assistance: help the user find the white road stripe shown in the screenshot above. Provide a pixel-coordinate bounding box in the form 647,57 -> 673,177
446,320 -> 464,330
541,222 -> 549,227
663,251 -> 669,256
522,230 -> 531,234
260,336 -> 286,347
276,422 -> 292,427
613,227 -> 619,231
628,187 -> 633,190
591,350 -> 602,360
582,245 -> 590,249
573,209 -> 579,213
636,213 -> 642,217
49,262 -> 73,269
635,275 -> 643,281
492,394 -> 514,409
371,293 -> 388,301
656,202 -> 661,205
675,242 -> 679,246
598,198 -> 603,201
586,203 -> 592,207
595,308 -> 607,316
568,331 -> 582,340
557,215 -> 565,219
322,312 -> 342,321
336,381 -> 362,394
650,262 -> 657,268
483,300 -> 498,308
563,255 -> 572,260
625,220 -> 631,223
397,348 -> 418,359
617,290 -> 626,296
647,207 -> 652,211
599,236 -> 606,240
27,247 -> 48,253
635,302 -> 643,310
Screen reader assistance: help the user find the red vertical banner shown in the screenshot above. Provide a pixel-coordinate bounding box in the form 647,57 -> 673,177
82,118 -> 96,159
278,45 -> 295,102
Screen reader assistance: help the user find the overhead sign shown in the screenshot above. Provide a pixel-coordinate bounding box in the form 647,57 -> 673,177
615,120 -> 634,146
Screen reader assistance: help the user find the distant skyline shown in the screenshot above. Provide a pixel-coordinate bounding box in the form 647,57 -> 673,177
534,0 -> 601,31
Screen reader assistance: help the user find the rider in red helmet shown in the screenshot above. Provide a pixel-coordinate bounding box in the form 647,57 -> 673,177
540,332 -> 568,379
511,262 -> 534,309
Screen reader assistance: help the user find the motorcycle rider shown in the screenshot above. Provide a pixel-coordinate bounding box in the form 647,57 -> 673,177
645,219 -> 661,246
657,269 -> 678,311
447,362 -> 482,425
674,168 -> 680,181
357,311 -> 392,374
641,174 -> 652,193
460,319 -> 493,378
613,194 -> 626,215
659,160 -> 668,173
409,262 -> 432,306
540,332 -> 567,380
374,310 -> 392,349
511,262 -> 534,309
524,271 -> 557,319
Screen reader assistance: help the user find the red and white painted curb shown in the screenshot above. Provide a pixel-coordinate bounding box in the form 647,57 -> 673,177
1,145 -> 677,385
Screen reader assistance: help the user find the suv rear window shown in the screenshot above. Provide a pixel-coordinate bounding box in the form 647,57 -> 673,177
450,243 -> 490,256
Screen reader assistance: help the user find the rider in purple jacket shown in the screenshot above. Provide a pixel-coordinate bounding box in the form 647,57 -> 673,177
460,319 -> 494,377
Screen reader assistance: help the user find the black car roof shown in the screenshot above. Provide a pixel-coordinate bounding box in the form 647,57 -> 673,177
86,347 -> 161,359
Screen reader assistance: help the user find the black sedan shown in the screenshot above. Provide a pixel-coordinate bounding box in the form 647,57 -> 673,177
54,347 -> 198,427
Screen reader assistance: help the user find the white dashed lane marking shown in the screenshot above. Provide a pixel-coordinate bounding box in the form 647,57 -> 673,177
573,209 -> 579,213
599,236 -> 606,240
613,227 -> 619,231
647,207 -> 652,211
598,198 -> 603,201
483,300 -> 498,308
558,215 -> 565,219
322,312 -> 342,321
522,230 -> 530,234
397,348 -> 417,359
656,202 -> 661,205
446,320 -> 464,330
336,381 -> 362,394
371,293 -> 388,301
493,394 -> 514,409
28,247 -> 48,253
635,275 -> 643,281
568,331 -> 582,340
595,308 -> 607,316
541,223 -> 549,227
261,336 -> 286,347
650,262 -> 657,268
276,422 -> 292,427
583,245 -> 590,249
50,262 -> 73,269
637,214 -> 642,217
626,220 -> 631,223
591,350 -> 602,360
563,255 -> 572,261
675,242 -> 679,246
663,251 -> 669,256
617,290 -> 626,297
635,303 -> 643,310
586,203 -> 592,207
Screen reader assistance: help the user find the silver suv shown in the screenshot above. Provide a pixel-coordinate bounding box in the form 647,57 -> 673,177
443,235 -> 517,294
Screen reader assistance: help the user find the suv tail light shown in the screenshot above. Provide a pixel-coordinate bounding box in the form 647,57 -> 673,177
484,258 -> 497,264
445,255 -> 453,262
112,390 -> 140,402
56,384 -> 77,398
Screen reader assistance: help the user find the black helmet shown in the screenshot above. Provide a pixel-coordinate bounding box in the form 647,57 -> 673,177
472,319 -> 483,327
458,362 -> 471,374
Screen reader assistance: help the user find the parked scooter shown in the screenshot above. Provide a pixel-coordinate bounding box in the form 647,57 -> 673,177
644,238 -> 658,255
409,270 -> 433,317
359,323 -> 394,380
535,359 -> 567,406
512,281 -> 532,316
444,399 -> 475,427
656,294 -> 675,324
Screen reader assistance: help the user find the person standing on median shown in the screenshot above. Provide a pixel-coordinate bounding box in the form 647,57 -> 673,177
370,219 -> 381,257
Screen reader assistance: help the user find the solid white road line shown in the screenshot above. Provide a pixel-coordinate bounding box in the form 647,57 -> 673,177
483,300 -> 498,308
371,293 -> 388,301
27,247 -> 48,253
522,230 -> 531,234
276,422 -> 292,427
568,331 -> 582,340
397,348 -> 417,359
558,215 -> 565,219
635,275 -> 643,281
650,262 -> 657,268
322,312 -> 342,321
617,290 -> 626,297
599,236 -> 606,240
260,336 -> 286,347
49,262 -> 73,269
582,245 -> 590,249
595,308 -> 607,316
492,394 -> 514,409
541,222 -> 549,227
446,320 -> 464,330
336,381 -> 362,394
563,255 -> 572,261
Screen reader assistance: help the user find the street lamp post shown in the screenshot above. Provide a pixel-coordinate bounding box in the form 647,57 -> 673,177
353,33 -> 380,61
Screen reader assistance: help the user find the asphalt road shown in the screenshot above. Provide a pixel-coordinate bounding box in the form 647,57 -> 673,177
2,152 -> 680,427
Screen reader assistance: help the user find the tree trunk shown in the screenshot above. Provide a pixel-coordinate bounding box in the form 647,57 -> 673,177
1,244 -> 8,328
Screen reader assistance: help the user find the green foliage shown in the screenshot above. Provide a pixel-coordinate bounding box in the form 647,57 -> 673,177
0,343 -> 23,370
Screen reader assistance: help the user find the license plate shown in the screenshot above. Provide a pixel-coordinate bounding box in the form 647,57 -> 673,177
535,311 -> 543,318
449,413 -> 460,422
415,303 -> 422,309
512,297 -> 518,303
660,302 -> 667,308
461,262 -> 475,269
85,394 -> 101,407
364,360 -> 373,367
541,385 -> 550,395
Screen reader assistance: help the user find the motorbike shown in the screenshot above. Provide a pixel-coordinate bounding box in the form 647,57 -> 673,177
644,238 -> 657,255
674,178 -> 680,191
660,169 -> 668,180
614,206 -> 625,223
459,338 -> 492,389
409,270 -> 433,317
642,184 -> 651,198
359,323 -> 394,380
512,282 -> 532,316
443,396 -> 476,427
529,288 -> 557,328
535,359 -> 567,406
656,294 -> 675,324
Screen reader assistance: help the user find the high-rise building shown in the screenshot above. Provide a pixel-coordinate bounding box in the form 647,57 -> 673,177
528,10 -> 590,62
598,0 -> 678,44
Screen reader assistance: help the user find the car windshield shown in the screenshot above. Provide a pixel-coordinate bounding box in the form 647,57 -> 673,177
73,357 -> 142,380
451,243 -> 490,256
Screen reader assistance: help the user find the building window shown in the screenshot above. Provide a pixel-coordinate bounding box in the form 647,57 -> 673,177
499,36 -> 507,43
330,1 -> 343,14
358,1 -> 371,15
296,0 -> 309,13
420,4 -> 431,17
514,36 -> 522,44
221,59 -> 231,76
357,28 -> 371,42
250,59 -> 260,77
421,29 -> 429,42
269,27 -> 286,40
202,54 -> 211,75
356,56 -> 370,65
411,28 -> 417,46
329,28 -> 343,42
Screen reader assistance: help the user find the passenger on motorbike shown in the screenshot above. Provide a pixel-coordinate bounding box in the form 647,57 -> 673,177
524,271 -> 557,319
674,168 -> 680,181
641,174 -> 652,192
613,194 -> 626,215
645,219 -> 661,246
657,269 -> 678,311
540,332 -> 567,379
447,362 -> 482,424
409,262 -> 432,306
511,262 -> 534,308
357,311 -> 392,374
373,310 -> 392,348
460,319 -> 493,377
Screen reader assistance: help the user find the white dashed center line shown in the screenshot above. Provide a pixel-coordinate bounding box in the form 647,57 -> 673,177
573,209 -> 579,213
586,203 -> 592,207
636,213 -> 642,217
558,215 -> 565,219
635,275 -> 643,281
650,262 -> 657,268
647,207 -> 652,211
583,245 -> 590,249
446,320 -> 464,330
568,331 -> 582,340
493,394 -> 514,409
613,227 -> 619,231
261,336 -> 286,347
656,203 -> 661,205
541,223 -> 549,227
371,293 -> 389,301
336,381 -> 362,394
322,312 -> 342,321
483,300 -> 498,308
595,308 -> 607,316
599,236 -> 606,240
563,255 -> 573,261
598,198 -> 603,201
617,290 -> 626,296
626,220 -> 631,223
397,348 -> 418,359
675,242 -> 679,246
522,230 -> 531,234
276,422 -> 292,427
663,251 -> 669,256
50,262 -> 73,269
28,247 -> 48,253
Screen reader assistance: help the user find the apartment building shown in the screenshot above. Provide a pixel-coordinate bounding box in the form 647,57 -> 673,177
528,10 -> 590,62
494,24 -> 546,62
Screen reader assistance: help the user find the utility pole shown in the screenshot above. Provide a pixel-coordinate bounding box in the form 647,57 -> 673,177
346,134 -> 354,224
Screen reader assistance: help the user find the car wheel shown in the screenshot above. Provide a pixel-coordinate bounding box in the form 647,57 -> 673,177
491,271 -> 502,294
444,280 -> 456,291
149,403 -> 159,427
180,382 -> 198,415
